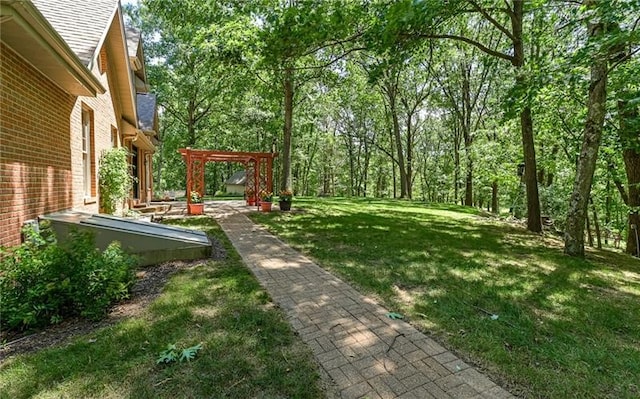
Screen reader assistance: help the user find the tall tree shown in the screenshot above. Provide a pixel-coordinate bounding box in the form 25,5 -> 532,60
564,7 -> 611,256
564,0 -> 637,256
258,0 -> 366,191
434,39 -> 498,206
611,46 -> 640,255
381,0 -> 544,231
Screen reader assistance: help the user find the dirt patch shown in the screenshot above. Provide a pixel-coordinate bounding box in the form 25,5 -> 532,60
0,236 -> 226,362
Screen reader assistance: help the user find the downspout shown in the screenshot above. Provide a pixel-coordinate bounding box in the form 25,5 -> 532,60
145,152 -> 152,205
123,135 -> 136,209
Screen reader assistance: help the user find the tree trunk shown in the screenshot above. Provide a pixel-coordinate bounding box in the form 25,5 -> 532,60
546,145 -> 559,187
391,153 -> 397,198
491,181 -> 499,214
346,136 -> 356,196
520,106 -> 542,232
390,95 -> 408,198
453,121 -> 461,204
155,141 -> 164,192
619,97 -> 640,256
509,0 -> 542,233
392,161 -> 397,198
465,154 -> 473,206
281,66 -> 294,191
586,211 -> 594,247
323,163 -> 330,195
623,149 -> 640,256
187,122 -> 196,147
387,115 -> 398,199
462,68 -> 473,207
564,20 -> 608,257
406,119 -> 413,199
302,134 -> 317,196
591,197 -> 602,249
363,138 -> 370,197
604,178 -> 611,245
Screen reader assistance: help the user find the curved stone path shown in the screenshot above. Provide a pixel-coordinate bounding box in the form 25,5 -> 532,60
211,202 -> 514,399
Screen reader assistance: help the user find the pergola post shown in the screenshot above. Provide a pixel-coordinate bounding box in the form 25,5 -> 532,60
196,157 -> 205,199
185,148 -> 192,205
253,158 -> 260,205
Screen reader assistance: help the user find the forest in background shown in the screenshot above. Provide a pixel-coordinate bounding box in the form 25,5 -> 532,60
124,0 -> 639,257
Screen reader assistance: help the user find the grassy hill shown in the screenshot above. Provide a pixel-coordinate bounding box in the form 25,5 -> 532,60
251,197 -> 640,398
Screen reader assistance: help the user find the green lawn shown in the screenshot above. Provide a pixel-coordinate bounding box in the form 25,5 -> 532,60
0,217 -> 324,399
251,197 -> 640,399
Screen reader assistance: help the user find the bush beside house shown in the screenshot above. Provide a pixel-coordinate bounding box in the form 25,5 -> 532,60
0,223 -> 136,332
99,148 -> 134,215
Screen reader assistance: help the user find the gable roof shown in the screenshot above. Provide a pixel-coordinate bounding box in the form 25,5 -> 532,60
31,0 -> 118,66
225,171 -> 247,185
0,0 -> 105,96
125,26 -> 141,58
137,93 -> 157,132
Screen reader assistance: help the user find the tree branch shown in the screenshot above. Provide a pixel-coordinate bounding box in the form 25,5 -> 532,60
467,0 -> 515,41
301,29 -> 367,57
412,33 -> 514,62
608,46 -> 640,73
192,104 -> 212,123
611,169 -> 629,205
253,70 -> 269,85
162,102 -> 188,128
269,46 -> 367,72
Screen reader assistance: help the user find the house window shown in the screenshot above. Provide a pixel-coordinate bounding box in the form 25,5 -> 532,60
81,107 -> 95,198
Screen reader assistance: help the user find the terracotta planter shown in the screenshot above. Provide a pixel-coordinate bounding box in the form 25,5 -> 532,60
247,199 -> 256,206
260,202 -> 272,212
188,203 -> 204,215
279,201 -> 291,211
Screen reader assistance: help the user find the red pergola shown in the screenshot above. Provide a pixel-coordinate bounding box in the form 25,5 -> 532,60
178,148 -> 277,208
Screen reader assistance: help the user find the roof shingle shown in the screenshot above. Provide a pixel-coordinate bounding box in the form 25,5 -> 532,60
125,26 -> 141,58
31,0 -> 119,66
137,93 -> 157,132
225,171 -> 247,185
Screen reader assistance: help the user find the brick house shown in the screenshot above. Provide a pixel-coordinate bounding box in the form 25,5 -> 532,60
0,0 -> 158,247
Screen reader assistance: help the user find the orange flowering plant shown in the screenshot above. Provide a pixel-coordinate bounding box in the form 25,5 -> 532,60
259,190 -> 273,202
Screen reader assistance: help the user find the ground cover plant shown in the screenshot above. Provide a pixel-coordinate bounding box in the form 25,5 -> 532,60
0,218 -> 324,399
251,197 -> 640,399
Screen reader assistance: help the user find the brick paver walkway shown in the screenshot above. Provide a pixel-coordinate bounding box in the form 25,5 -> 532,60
212,203 -> 514,399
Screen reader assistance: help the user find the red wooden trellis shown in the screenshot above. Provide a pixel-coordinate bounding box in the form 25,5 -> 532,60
178,148 -> 277,212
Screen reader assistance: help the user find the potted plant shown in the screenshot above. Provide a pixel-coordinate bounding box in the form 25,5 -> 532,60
279,190 -> 293,211
188,191 -> 204,215
246,187 -> 256,206
259,190 -> 273,212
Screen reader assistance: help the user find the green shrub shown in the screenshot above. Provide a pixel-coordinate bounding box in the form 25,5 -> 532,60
0,224 -> 136,332
99,148 -> 133,214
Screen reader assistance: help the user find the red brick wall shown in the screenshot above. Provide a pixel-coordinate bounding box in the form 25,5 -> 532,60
0,43 -> 76,247
68,65 -> 119,214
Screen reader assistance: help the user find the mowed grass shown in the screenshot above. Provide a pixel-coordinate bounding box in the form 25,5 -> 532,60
251,197 -> 640,399
0,217 -> 324,399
